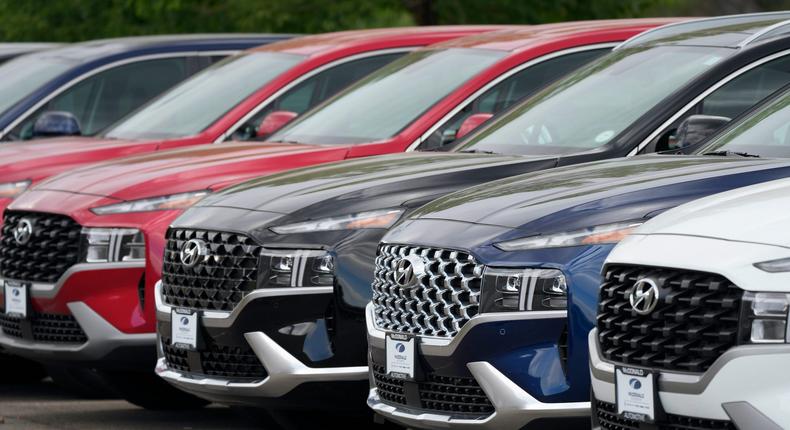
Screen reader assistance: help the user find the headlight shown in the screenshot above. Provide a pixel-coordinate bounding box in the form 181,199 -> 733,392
0,180 -> 31,198
81,228 -> 145,263
480,267 -> 567,313
741,292 -> 790,343
259,248 -> 334,288
90,190 -> 210,215
270,209 -> 404,235
494,221 -> 643,251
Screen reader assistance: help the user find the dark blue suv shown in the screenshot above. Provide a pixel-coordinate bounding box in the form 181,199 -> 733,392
0,34 -> 290,141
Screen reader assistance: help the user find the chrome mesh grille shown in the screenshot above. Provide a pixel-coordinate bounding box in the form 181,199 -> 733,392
371,244 -> 483,338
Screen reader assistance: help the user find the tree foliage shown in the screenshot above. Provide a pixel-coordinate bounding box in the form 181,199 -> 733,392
1,0 -> 789,42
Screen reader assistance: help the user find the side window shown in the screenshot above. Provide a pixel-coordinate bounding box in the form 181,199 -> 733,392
230,52 -> 405,141
418,48 -> 609,151
642,54 -> 790,153
10,57 -> 189,140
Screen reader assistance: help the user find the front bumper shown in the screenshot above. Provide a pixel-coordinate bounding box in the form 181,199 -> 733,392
154,281 -> 368,406
0,262 -> 155,368
589,329 -> 789,429
366,303 -> 589,430
0,301 -> 154,367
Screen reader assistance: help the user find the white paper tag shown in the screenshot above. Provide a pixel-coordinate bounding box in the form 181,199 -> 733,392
171,310 -> 198,349
616,367 -> 655,422
4,282 -> 27,318
386,334 -> 415,379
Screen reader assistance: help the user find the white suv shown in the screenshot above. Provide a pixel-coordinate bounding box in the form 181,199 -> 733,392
589,177 -> 790,430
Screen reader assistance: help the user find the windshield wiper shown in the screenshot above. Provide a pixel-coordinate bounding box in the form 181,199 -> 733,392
458,149 -> 496,154
702,150 -> 760,158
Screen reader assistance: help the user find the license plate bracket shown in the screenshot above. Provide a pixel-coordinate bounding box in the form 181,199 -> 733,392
615,365 -> 661,423
385,333 -> 416,381
3,281 -> 30,318
170,308 -> 200,351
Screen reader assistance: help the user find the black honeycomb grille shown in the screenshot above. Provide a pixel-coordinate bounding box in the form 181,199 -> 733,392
162,336 -> 267,381
161,229 -> 262,311
371,364 -> 494,417
597,265 -> 742,373
594,401 -> 735,430
0,211 -> 82,283
0,312 -> 87,344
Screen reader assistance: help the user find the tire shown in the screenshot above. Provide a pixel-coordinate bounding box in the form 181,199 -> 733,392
46,365 -> 118,399
99,370 -> 210,410
0,353 -> 46,383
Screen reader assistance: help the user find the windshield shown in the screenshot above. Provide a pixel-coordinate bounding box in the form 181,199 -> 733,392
270,48 -> 506,145
699,90 -> 790,158
0,55 -> 77,116
457,45 -> 732,156
105,52 -> 305,140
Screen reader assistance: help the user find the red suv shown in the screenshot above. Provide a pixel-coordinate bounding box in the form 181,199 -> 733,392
0,20 -> 676,411
0,26 -> 499,218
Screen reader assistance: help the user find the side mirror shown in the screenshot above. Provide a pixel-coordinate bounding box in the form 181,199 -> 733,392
257,110 -> 298,138
32,111 -> 81,138
456,113 -> 494,140
672,114 -> 731,149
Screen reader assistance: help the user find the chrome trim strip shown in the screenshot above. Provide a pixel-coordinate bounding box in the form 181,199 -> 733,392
157,331 -> 367,399
406,43 -> 619,152
738,19 -> 790,48
628,48 -> 790,156
0,261 -> 145,299
0,51 -> 238,139
588,328 -> 790,395
214,48 -> 415,143
615,12 -> 790,50
368,361 -> 589,430
366,302 -> 565,357
0,301 -> 154,360
155,280 -> 332,327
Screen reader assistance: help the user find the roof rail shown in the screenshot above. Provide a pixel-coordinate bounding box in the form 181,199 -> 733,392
615,11 -> 790,50
739,18 -> 790,47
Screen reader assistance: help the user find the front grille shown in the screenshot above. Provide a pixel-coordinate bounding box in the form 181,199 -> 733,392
0,312 -> 88,344
597,265 -> 742,373
371,244 -> 483,338
371,364 -> 494,417
594,401 -> 735,430
161,229 -> 262,312
162,336 -> 267,381
0,211 -> 82,283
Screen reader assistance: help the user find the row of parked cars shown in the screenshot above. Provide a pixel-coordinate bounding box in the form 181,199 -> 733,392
0,11 -> 789,429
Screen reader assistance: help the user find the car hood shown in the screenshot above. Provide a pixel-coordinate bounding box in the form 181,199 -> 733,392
194,152 -> 556,220
408,155 -> 790,234
35,141 -> 349,200
0,136 -> 156,182
633,177 -> 790,247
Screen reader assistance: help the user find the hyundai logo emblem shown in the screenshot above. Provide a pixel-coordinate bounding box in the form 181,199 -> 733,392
629,378 -> 642,390
629,278 -> 660,315
393,254 -> 425,288
12,218 -> 33,245
11,288 -> 20,297
180,316 -> 190,326
179,239 -> 208,268
395,342 -> 406,353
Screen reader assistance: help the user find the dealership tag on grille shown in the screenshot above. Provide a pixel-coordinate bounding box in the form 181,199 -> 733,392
4,281 -> 28,318
386,333 -> 415,380
616,366 -> 656,422
171,308 -> 199,350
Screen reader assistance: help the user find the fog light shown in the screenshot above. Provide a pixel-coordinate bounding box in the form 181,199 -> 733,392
82,228 -> 145,263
